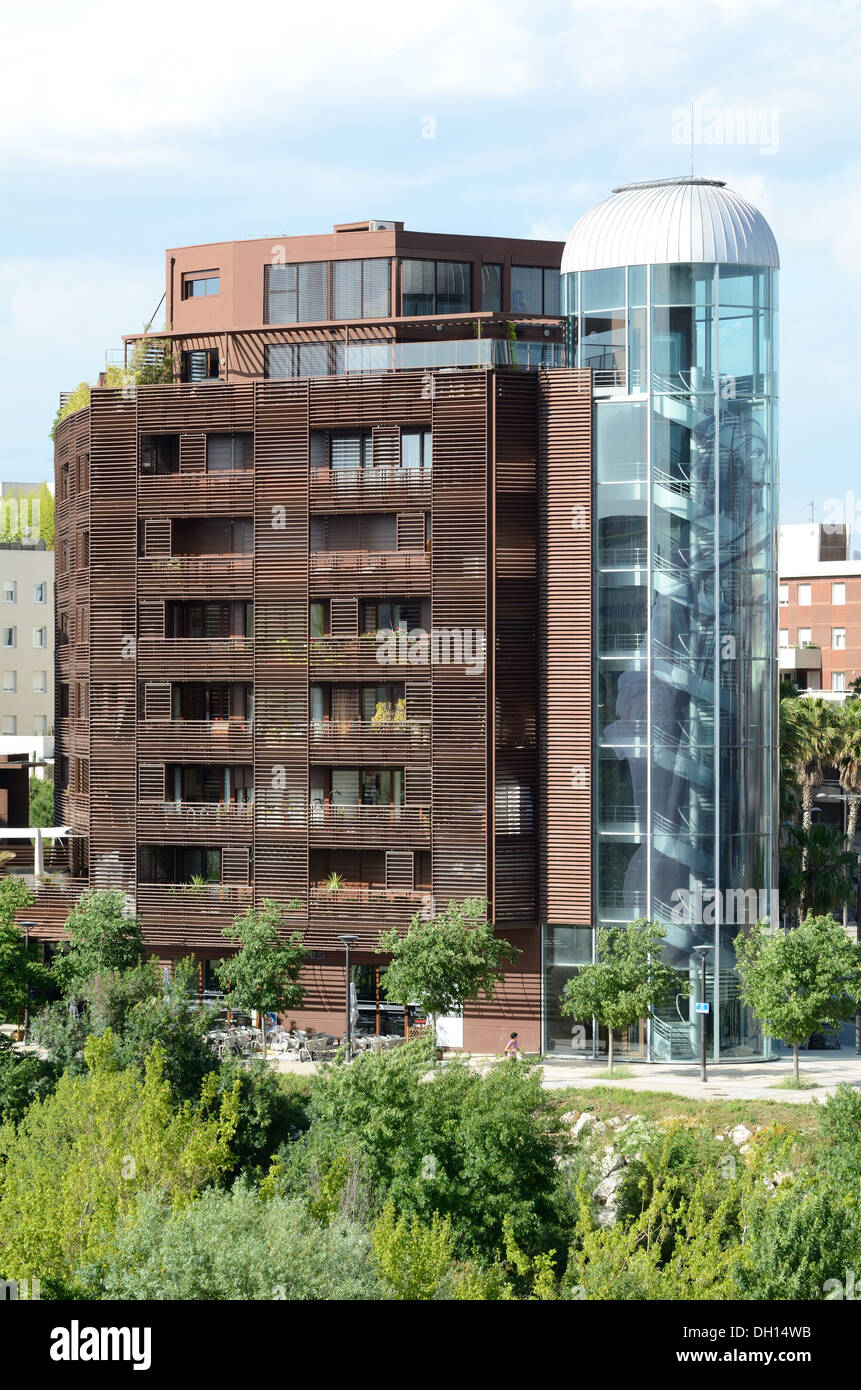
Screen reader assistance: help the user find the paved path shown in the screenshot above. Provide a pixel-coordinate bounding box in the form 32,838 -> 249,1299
530,1050 -> 861,1103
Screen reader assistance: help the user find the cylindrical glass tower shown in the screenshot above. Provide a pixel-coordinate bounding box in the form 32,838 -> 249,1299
561,177 -> 779,1060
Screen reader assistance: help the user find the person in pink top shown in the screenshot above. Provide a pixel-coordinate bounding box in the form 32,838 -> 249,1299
504,1031 -> 520,1060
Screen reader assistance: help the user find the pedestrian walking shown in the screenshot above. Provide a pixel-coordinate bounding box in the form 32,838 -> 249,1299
504,1031 -> 520,1061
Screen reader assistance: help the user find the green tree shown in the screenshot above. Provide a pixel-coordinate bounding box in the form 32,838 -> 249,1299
780,697 -> 837,837
0,1037 -> 58,1125
834,698 -> 861,849
735,916 -> 861,1084
51,338 -> 175,440
372,1204 -> 455,1299
53,889 -> 146,995
780,822 -> 856,923
560,920 -> 686,1075
89,1183 -> 383,1301
0,879 -> 50,1025
0,1032 -> 239,1290
216,900 -> 306,1056
378,897 -> 520,1037
29,776 -> 54,828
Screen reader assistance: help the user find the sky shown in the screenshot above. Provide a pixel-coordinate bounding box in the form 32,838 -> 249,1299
0,0 -> 858,524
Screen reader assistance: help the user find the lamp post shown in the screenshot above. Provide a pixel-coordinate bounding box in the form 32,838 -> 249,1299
692,944 -> 713,1084
19,920 -> 36,1043
338,934 -> 358,1060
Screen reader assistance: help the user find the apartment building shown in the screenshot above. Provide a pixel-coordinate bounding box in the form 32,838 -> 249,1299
31,182 -> 779,1059
779,522 -> 861,697
0,541 -> 54,762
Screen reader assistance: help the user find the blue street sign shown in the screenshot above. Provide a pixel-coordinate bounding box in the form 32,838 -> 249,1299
695,1002 -> 710,1014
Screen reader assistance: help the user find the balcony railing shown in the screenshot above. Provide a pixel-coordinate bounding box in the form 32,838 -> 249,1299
138,472 -> 254,513
309,550 -> 430,589
308,802 -> 430,846
309,887 -> 430,930
310,636 -> 406,677
309,719 -> 429,762
136,800 -> 254,842
137,637 -> 253,677
310,466 -> 431,510
136,882 -> 254,926
138,554 -> 254,596
138,718 -> 253,759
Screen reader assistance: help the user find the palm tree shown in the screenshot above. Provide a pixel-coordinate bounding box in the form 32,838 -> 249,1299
780,697 -> 838,832
834,699 -> 861,850
780,822 -> 857,923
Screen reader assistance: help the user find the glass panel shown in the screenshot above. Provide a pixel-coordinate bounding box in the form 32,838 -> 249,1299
265,344 -> 295,378
297,343 -> 331,377
581,314 -> 626,374
628,307 -> 647,392
264,264 -> 297,324
333,260 -> 361,319
362,259 -> 390,317
436,260 -> 471,313
650,263 -> 714,307
628,265 -> 646,306
481,264 -> 502,312
543,268 -> 560,314
298,262 -> 329,321
580,267 -> 625,312
510,266 -> 542,314
401,259 -> 435,316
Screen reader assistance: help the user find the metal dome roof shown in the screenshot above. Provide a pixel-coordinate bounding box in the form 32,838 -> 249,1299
561,177 -> 779,273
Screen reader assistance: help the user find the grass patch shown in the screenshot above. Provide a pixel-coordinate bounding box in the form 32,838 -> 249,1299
550,1084 -> 821,1135
586,1068 -> 636,1080
769,1076 -> 820,1091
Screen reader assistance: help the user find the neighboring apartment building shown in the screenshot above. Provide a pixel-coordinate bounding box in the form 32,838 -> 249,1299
30,182 -> 780,1060
0,540 -> 54,768
779,522 -> 861,697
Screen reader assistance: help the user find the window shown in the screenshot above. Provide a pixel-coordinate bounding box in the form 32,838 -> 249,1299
798,627 -> 812,646
833,672 -> 846,692
33,627 -> 47,649
1,716 -> 16,735
32,582 -> 46,604
2,627 -> 16,648
401,259 -> 471,316
264,342 -> 343,379
206,434 -> 253,472
141,435 -> 180,475
182,273 -> 220,298
510,265 -> 560,315
798,583 -> 812,606
33,671 -> 47,694
264,262 -> 332,323
833,582 -> 846,605
2,671 -> 16,693
57,614 -> 69,645
833,627 -> 846,650
779,629 -> 789,647
480,264 -> 502,312
2,582 -> 15,603
180,349 -> 219,382
400,429 -> 432,470
328,433 -> 372,471
778,584 -> 789,605
332,259 -> 391,319
33,716 -> 47,735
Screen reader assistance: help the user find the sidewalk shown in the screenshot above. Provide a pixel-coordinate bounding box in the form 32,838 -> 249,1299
532,1050 -> 861,1103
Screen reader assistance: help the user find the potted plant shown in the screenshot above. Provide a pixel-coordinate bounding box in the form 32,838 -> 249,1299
326,871 -> 344,894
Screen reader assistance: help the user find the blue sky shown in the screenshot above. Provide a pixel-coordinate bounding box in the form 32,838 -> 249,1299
1,0 -> 858,524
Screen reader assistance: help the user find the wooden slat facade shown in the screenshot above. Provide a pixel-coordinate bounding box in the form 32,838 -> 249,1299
41,364 -> 594,1051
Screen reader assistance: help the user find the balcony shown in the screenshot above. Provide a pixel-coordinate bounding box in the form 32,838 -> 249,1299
309,719 -> 429,764
779,644 -> 822,673
310,466 -> 431,512
138,472 -> 254,515
137,638 -> 253,679
138,555 -> 253,598
308,886 -> 430,933
308,802 -> 430,848
138,719 -> 253,760
309,550 -> 429,594
136,800 -> 254,844
310,636 -> 409,679
136,882 -> 254,933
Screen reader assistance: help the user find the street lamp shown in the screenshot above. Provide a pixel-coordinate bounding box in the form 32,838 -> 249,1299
19,921 -> 36,1043
692,944 -> 713,1084
337,934 -> 358,1060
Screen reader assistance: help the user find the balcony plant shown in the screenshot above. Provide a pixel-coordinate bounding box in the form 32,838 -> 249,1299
325,872 -> 344,895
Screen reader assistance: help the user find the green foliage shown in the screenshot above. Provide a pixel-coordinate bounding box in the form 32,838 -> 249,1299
53,889 -> 145,995
0,1037 -> 59,1126
296,1042 -> 568,1259
0,481 -> 54,547
0,1032 -> 239,1288
735,916 -> 861,1072
780,824 -> 857,921
378,897 -> 519,1021
735,1181 -> 861,1300
0,879 -> 50,1023
216,900 -> 306,1048
372,1203 -> 455,1299
52,339 -> 175,440
29,777 -> 54,828
30,999 -> 90,1074
214,1057 -> 309,1178
90,1183 -> 385,1301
